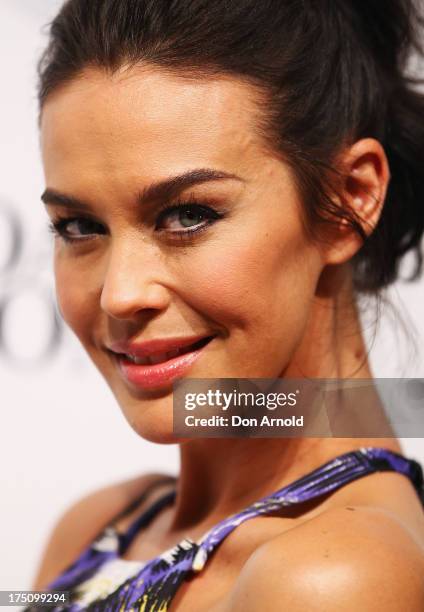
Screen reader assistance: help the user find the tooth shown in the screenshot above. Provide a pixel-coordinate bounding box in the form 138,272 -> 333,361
123,354 -> 149,365
133,355 -> 149,365
149,352 -> 168,365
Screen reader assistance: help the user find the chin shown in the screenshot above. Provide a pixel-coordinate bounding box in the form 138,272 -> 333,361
130,422 -> 184,445
119,389 -> 183,445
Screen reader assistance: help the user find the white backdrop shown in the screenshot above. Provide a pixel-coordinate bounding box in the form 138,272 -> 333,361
1,0 -> 423,595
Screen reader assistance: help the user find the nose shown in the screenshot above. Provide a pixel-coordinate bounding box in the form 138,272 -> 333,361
99,240 -> 172,319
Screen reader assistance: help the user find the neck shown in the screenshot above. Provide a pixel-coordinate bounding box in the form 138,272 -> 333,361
284,263 -> 372,379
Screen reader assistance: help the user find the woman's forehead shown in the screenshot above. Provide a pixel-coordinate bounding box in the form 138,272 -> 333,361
40,65 -> 267,181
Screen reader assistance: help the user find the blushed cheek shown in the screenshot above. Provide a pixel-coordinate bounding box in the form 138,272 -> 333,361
173,226 -> 319,342
54,259 -> 98,348
173,241 -> 279,329
195,259 -> 252,323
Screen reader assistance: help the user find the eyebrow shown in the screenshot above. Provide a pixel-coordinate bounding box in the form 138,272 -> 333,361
41,168 -> 244,211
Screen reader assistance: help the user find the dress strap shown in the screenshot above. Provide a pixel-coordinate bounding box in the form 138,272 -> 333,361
189,446 -> 424,572
44,476 -> 177,592
46,446 -> 423,608
111,475 -> 176,526
118,489 -> 177,554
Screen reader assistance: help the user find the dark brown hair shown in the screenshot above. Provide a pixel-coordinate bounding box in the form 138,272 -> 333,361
38,0 -> 424,294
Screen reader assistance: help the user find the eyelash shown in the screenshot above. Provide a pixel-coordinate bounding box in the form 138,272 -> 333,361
47,199 -> 225,244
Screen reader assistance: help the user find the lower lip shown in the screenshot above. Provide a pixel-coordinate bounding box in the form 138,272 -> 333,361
114,340 -> 212,391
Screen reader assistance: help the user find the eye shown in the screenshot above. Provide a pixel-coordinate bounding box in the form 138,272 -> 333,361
47,201 -> 225,244
48,216 -> 106,243
155,201 -> 224,236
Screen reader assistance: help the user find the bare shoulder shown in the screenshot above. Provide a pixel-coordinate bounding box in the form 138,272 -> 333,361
31,471 -> 173,590
229,506 -> 424,612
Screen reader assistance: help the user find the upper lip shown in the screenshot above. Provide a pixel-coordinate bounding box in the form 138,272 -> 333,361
108,334 -> 215,358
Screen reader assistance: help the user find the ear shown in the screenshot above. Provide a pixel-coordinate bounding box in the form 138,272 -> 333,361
320,138 -> 390,266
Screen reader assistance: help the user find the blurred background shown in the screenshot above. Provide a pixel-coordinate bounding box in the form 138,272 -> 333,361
1,0 -> 423,595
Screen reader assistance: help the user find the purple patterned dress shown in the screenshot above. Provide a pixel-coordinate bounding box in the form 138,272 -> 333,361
25,447 -> 424,611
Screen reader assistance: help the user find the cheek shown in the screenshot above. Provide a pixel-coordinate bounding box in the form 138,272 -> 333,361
174,224 -> 321,337
53,252 -> 99,346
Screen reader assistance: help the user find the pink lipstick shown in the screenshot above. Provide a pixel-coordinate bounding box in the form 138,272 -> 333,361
109,334 -> 215,391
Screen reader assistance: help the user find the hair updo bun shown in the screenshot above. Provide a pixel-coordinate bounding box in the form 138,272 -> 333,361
337,1 -> 424,291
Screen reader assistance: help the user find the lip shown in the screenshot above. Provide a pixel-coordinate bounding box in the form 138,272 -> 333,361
109,334 -> 214,358
109,334 -> 215,391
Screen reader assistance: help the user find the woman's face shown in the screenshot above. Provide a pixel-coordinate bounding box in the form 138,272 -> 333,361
40,66 -> 325,443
